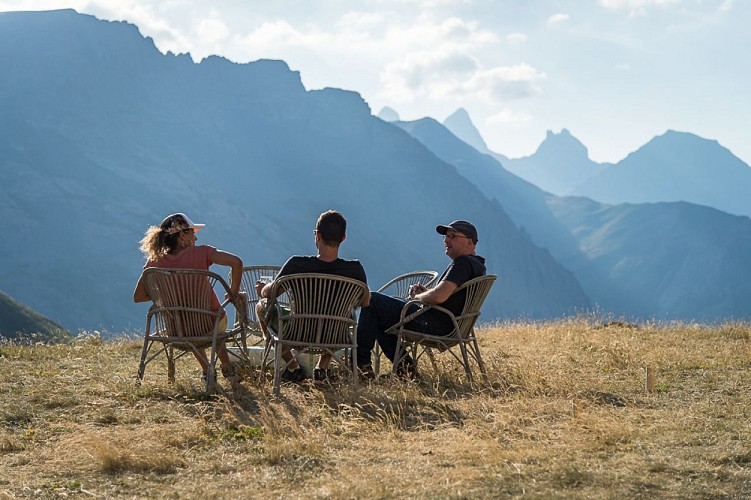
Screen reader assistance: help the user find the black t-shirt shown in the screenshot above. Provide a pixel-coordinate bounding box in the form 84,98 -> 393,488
278,255 -> 367,284
425,254 -> 486,334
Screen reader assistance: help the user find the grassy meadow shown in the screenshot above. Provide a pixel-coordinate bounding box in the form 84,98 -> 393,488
1,319 -> 750,498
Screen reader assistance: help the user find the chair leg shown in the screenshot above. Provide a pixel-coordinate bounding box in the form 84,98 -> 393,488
392,335 -> 407,375
351,344 -> 358,391
136,339 -> 150,386
272,342 -> 283,396
167,345 -> 175,384
470,337 -> 487,377
459,342 -> 474,383
426,348 -> 439,373
373,344 -> 382,376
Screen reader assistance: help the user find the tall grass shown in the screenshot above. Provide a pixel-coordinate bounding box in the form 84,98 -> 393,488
1,319 -> 749,498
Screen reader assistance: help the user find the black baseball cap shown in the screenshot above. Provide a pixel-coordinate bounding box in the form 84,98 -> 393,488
436,220 -> 478,244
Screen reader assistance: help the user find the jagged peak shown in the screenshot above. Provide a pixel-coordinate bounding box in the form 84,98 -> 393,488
536,128 -> 589,159
443,108 -> 489,152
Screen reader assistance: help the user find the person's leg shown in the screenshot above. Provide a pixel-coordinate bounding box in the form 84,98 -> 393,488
356,292 -> 407,366
317,353 -> 332,370
192,348 -> 210,373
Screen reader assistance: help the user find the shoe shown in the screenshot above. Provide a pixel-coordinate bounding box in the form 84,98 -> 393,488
357,363 -> 375,381
396,358 -> 418,380
281,367 -> 306,383
313,367 -> 331,385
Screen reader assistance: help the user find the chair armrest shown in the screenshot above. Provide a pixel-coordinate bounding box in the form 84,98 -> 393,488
390,300 -> 461,335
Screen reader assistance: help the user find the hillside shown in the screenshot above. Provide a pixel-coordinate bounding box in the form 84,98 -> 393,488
1,321 -> 749,497
0,289 -> 70,341
0,9 -> 588,331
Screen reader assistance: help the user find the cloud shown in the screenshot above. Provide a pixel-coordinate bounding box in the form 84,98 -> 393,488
613,63 -> 631,71
487,108 -> 533,124
718,0 -> 733,13
547,13 -> 570,25
506,33 -> 527,44
382,53 -> 546,103
196,18 -> 229,44
598,0 -> 681,16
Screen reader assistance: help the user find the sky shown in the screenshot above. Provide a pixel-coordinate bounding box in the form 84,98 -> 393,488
2,0 -> 749,165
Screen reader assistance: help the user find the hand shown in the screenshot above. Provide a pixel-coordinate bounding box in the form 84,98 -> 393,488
409,283 -> 426,299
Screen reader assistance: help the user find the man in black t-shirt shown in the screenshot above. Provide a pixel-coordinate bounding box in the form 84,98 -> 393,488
256,210 -> 369,383
356,220 -> 486,379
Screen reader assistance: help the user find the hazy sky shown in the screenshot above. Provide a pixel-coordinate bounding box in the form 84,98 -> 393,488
2,0 -> 748,165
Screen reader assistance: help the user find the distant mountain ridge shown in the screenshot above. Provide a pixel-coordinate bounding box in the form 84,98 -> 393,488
0,9 -> 589,331
443,110 -> 751,218
396,116 -> 751,321
570,130 -> 751,217
501,129 -> 607,195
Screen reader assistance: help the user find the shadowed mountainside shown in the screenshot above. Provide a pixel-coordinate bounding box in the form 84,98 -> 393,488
0,289 -> 70,341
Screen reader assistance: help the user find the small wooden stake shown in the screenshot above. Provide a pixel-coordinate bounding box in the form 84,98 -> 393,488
646,366 -> 655,393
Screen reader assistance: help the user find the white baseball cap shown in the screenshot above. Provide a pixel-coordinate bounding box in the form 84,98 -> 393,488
161,213 -> 206,234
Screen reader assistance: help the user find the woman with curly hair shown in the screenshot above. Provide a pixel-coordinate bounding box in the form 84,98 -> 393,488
133,212 -> 244,384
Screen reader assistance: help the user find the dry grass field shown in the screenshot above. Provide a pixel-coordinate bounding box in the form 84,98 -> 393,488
1,319 -> 750,499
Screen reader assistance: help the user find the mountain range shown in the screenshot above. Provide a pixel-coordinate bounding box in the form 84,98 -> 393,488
396,117 -> 751,321
2,9 -> 749,332
444,109 -> 751,219
0,9 -> 589,332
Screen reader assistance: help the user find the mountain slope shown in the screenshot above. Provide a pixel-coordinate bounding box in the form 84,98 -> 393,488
0,9 -> 588,330
0,290 -> 71,341
547,198 -> 751,320
501,129 -> 606,195
571,131 -> 751,217
396,116 -> 751,321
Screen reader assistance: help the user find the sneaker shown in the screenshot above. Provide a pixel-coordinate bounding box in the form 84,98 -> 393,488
312,367 -> 331,385
357,363 -> 376,381
281,367 -> 306,383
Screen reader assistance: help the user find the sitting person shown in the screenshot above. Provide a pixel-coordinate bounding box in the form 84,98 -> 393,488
256,210 -> 370,384
133,212 -> 244,384
356,220 -> 486,379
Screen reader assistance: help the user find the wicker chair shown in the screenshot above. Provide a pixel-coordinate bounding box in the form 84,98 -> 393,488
261,273 -> 368,395
373,270 -> 438,374
136,268 -> 250,392
386,275 -> 496,383
234,265 -> 284,344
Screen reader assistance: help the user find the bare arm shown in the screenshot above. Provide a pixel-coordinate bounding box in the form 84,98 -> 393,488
133,274 -> 150,303
413,280 -> 457,305
211,249 -> 243,296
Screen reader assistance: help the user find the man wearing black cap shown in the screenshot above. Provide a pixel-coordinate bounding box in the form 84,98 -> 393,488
356,220 -> 486,378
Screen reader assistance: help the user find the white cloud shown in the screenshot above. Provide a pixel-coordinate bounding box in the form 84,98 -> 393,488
506,33 -> 527,44
465,64 -> 546,100
613,63 -> 631,71
547,13 -> 570,25
598,0 -> 681,16
382,53 -> 546,103
197,18 -> 229,44
487,108 -> 533,124
718,0 -> 733,13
